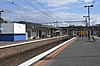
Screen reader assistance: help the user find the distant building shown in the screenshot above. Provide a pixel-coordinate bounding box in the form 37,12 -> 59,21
96,24 -> 100,37
59,25 -> 97,36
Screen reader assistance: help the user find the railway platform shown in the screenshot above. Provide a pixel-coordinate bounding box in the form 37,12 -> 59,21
33,37 -> 100,66
0,38 -> 41,46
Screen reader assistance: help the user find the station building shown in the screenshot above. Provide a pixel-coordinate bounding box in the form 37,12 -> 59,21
60,25 -> 97,37
0,21 -> 62,41
0,23 -> 26,41
96,24 -> 100,37
14,21 -> 62,39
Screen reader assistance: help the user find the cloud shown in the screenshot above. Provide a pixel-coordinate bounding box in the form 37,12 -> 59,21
54,12 -> 83,20
92,15 -> 100,24
84,0 -> 95,3
6,0 -> 13,1
2,9 -> 100,26
1,0 -> 100,26
49,12 -> 100,26
83,0 -> 95,5
96,18 -> 100,24
50,7 -> 70,12
37,0 -> 79,7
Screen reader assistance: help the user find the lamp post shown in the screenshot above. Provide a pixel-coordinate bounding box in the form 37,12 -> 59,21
84,5 -> 93,41
0,11 -> 4,19
83,16 -> 89,27
83,16 -> 89,37
0,10 -> 4,34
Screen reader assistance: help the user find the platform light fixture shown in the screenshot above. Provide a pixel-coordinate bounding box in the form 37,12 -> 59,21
84,5 -> 93,41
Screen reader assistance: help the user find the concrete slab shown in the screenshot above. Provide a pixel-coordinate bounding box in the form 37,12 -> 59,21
45,37 -> 100,66
0,38 -> 45,46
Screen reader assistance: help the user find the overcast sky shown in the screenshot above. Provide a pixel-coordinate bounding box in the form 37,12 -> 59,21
0,0 -> 100,26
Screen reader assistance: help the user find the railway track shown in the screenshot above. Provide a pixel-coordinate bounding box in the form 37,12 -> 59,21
0,36 -> 73,66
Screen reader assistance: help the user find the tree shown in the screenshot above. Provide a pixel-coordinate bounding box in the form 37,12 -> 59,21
0,18 -> 9,23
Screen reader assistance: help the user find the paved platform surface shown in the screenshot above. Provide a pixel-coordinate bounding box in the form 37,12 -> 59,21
0,40 -> 29,46
0,38 -> 42,46
45,37 -> 100,66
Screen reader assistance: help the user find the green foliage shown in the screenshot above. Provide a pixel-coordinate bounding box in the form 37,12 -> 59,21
0,18 -> 9,23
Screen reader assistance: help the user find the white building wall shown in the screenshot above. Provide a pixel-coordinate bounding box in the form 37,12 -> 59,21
42,30 -> 46,35
14,23 -> 26,34
32,32 -> 37,37
1,23 -> 14,34
26,27 -> 53,39
31,30 -> 37,38
30,30 -> 33,39
1,23 -> 26,34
